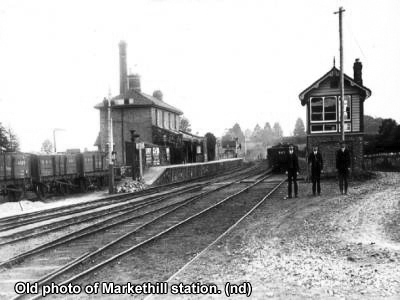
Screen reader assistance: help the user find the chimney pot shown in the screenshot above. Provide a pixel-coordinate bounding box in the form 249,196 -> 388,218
153,90 -> 163,101
353,58 -> 363,86
128,74 -> 141,92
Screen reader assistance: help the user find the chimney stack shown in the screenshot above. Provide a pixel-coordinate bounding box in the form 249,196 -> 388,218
119,41 -> 128,94
353,58 -> 363,86
153,90 -> 163,101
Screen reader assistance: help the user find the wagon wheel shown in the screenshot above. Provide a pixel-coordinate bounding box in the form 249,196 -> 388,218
57,182 -> 66,196
38,184 -> 48,200
64,181 -> 71,194
95,177 -> 103,190
7,186 -> 22,202
98,176 -> 104,188
33,183 -> 43,201
79,178 -> 87,193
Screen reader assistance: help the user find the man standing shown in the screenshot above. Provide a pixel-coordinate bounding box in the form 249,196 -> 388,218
308,145 -> 323,196
285,144 -> 299,198
336,142 -> 351,194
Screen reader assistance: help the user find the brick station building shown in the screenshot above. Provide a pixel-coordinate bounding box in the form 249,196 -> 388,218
95,41 -> 206,169
298,59 -> 372,174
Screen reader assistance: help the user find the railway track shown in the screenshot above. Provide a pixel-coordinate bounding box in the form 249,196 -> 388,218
0,164 -> 272,300
0,165 -> 267,262
0,163 -> 265,247
0,164 -> 252,233
0,169 -> 284,299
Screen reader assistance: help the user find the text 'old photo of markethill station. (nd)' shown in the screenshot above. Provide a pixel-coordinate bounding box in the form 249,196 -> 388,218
1,2 -> 400,299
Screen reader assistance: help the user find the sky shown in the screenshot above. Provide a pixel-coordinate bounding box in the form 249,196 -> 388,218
0,0 -> 399,152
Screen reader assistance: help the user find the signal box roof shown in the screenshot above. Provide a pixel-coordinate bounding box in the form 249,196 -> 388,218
298,67 -> 371,106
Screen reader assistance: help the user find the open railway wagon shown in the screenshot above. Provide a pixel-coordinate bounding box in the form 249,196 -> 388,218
31,152 -> 108,198
0,152 -> 31,201
30,154 -> 80,198
77,151 -> 108,192
0,151 -> 109,201
267,143 -> 299,173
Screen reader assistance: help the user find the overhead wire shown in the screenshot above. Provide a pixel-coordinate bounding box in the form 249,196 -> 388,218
343,10 -> 368,61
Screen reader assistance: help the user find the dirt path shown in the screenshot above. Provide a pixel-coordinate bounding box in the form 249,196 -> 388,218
175,172 -> 400,299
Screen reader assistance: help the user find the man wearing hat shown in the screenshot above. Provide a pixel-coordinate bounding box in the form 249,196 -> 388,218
308,145 -> 323,196
336,142 -> 351,194
285,144 -> 299,198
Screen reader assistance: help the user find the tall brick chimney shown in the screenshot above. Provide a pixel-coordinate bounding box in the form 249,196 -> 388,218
119,41 -> 128,94
353,58 -> 363,86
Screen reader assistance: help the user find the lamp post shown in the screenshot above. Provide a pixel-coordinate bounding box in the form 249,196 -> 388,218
130,130 -> 140,180
53,128 -> 65,153
244,137 -> 247,161
234,137 -> 238,158
103,98 -> 115,194
163,134 -> 167,163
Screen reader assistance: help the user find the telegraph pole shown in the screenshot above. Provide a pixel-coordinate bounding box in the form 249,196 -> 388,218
334,6 -> 345,142
106,98 -> 114,194
53,128 -> 65,153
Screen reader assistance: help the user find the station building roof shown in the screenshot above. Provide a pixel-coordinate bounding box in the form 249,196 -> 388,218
180,131 -> 204,142
95,88 -> 183,115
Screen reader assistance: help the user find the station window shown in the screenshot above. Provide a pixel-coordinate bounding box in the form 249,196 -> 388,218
169,113 -> 174,130
157,110 -> 162,127
176,115 -> 181,131
151,108 -> 156,126
163,111 -> 169,129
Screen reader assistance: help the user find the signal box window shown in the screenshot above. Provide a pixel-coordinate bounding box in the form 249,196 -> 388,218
310,97 -> 337,122
324,97 -> 336,121
339,95 -> 352,121
311,97 -> 323,121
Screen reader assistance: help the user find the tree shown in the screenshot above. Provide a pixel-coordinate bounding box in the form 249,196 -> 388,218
41,139 -> 53,154
0,123 -> 20,152
180,116 -> 192,133
0,123 -> 8,151
244,129 -> 252,139
378,118 -> 399,151
262,122 -> 273,146
6,127 -> 20,152
230,123 -> 245,144
272,122 -> 283,139
222,123 -> 245,144
205,132 -> 217,161
251,124 -> 262,142
293,118 -> 306,137
378,118 -> 397,137
364,115 -> 383,135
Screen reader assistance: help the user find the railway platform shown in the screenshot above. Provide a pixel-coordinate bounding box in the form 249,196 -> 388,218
143,158 -> 243,186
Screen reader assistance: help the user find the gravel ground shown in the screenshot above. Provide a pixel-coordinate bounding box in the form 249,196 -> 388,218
0,190 -> 109,218
174,172 -> 400,299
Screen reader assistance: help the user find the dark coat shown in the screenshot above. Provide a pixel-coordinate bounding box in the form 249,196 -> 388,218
308,152 -> 323,176
286,152 -> 299,172
336,148 -> 351,173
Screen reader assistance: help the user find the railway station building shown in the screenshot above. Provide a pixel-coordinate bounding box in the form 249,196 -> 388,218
298,59 -> 372,174
94,41 -> 206,170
